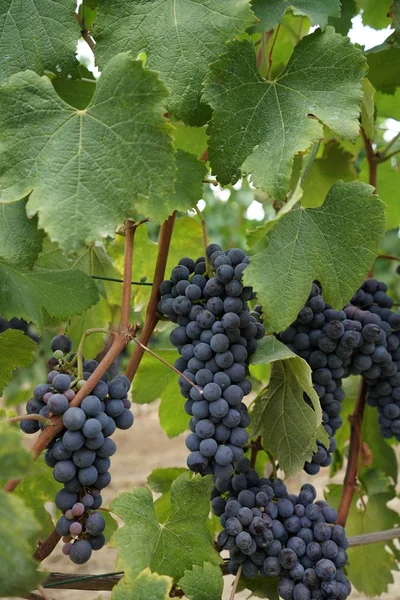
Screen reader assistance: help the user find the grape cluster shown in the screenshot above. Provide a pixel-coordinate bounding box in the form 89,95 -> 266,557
159,244 -> 264,482
347,279 -> 400,440
277,283 -> 348,475
278,278 -> 400,472
20,334 -> 134,564
214,459 -> 351,600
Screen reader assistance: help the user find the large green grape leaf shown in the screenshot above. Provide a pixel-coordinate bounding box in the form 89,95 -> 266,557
244,181 -> 385,333
237,576 -> 279,599
250,0 -> 340,31
178,562 -> 223,600
110,472 -> 219,580
250,335 -> 297,365
131,349 -> 187,438
0,199 -> 43,267
360,158 -> 400,230
250,354 -> 327,476
93,0 -> 256,125
0,53 -> 176,252
301,141 -> 357,207
203,28 -> 367,199
326,485 -> 399,597
0,491 -> 44,596
112,568 -> 172,600
0,0 -> 80,83
0,262 -> 99,327
0,330 -> 37,394
166,150 -> 208,213
15,457 -> 62,548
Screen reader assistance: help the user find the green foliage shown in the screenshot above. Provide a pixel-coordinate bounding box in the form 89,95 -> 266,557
250,0 -> 340,31
366,40 -> 400,94
0,0 -> 79,82
204,28 -> 366,199
112,568 -> 172,600
132,349 -> 187,438
0,422 -> 33,479
14,457 -> 62,547
360,158 -> 400,230
147,467 -> 187,522
0,200 -> 43,267
94,0 -> 256,125
0,53 -> 176,251
244,181 -> 385,333
0,330 -> 37,394
110,472 -> 219,580
178,562 -> 224,600
0,262 -> 99,326
250,355 -> 328,476
66,297 -> 112,359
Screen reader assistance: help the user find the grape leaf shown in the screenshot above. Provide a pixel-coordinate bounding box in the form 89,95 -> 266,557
178,562 -> 223,600
360,0 -> 393,29
94,0 -> 256,125
51,65 -> 96,110
359,405 -> 398,484
244,181 -> 385,333
173,123 -> 208,159
66,296 -> 112,359
147,467 -> 189,523
14,457 -> 62,548
366,41 -> 400,94
250,355 -> 327,476
112,568 -> 172,600
0,330 -> 37,395
261,13 -> 310,80
0,53 -> 176,252
0,199 -> 43,267
328,0 -> 358,35
131,349 -> 188,438
0,422 -> 33,479
237,575 -> 279,599
0,491 -> 44,596
326,485 -> 399,597
166,150 -> 208,213
360,78 -> 375,140
301,141 -> 357,208
250,0 -> 340,31
0,262 -> 99,327
103,509 -> 119,543
250,335 -> 297,365
375,87 -> 400,120
360,158 -> 400,230
203,28 -> 367,199
110,472 -> 220,580
0,0 -> 80,83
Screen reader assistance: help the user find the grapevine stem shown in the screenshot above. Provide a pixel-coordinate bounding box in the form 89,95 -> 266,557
266,449 -> 278,479
4,414 -> 50,425
337,376 -> 368,526
360,127 -> 377,190
76,328 -> 113,380
229,565 -> 242,600
377,253 -> 400,262
131,338 -> 203,394
125,212 -> 176,381
266,24 -> 281,79
33,529 -> 61,562
194,205 -> 212,278
379,131 -> 400,158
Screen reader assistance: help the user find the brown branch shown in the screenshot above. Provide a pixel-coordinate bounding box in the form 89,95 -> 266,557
33,529 -> 61,562
337,377 -> 368,526
250,436 -> 262,468
125,212 -> 176,381
74,12 -> 94,50
120,219 -> 149,330
361,127 -> 377,190
230,565 -> 242,600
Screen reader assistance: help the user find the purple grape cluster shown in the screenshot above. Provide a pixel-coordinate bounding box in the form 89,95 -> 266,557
213,458 -> 351,600
20,334 -> 134,564
347,279 -> 400,439
278,278 -> 400,473
158,243 -> 265,483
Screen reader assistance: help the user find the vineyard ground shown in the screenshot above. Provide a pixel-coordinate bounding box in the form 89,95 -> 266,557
12,402 -> 400,600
